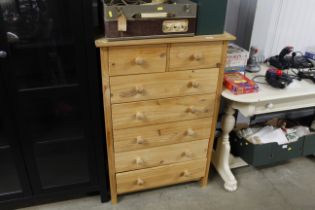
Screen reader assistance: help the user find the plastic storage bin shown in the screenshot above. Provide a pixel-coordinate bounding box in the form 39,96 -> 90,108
303,134 -> 315,156
230,132 -> 315,167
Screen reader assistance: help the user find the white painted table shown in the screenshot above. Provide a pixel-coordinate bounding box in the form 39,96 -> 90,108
212,65 -> 315,191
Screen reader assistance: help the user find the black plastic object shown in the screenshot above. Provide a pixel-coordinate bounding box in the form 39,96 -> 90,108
268,46 -> 293,69
297,70 -> 315,83
192,0 -> 228,35
268,46 -> 314,69
265,68 -> 293,89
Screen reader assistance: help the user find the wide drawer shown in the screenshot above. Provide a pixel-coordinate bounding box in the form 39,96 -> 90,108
114,118 -> 212,153
108,45 -> 167,76
116,158 -> 206,194
169,42 -> 223,71
112,94 -> 215,130
115,139 -> 208,172
110,69 -> 219,103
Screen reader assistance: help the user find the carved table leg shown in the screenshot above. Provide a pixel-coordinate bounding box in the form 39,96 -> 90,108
212,104 -> 238,192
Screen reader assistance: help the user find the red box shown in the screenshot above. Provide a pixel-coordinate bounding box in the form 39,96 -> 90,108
224,73 -> 259,95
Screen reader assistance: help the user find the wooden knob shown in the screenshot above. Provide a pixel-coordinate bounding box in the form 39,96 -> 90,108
136,85 -> 144,94
186,128 -> 195,136
136,136 -> 145,144
189,80 -> 199,88
136,157 -> 144,166
193,52 -> 203,61
136,178 -> 144,186
181,170 -> 191,177
186,106 -> 197,114
182,150 -> 193,158
135,57 -> 145,65
265,103 -> 274,109
136,112 -> 145,120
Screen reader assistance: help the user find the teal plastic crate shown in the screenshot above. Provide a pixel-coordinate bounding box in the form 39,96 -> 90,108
303,134 -> 315,156
230,132 -> 304,167
192,0 -> 228,35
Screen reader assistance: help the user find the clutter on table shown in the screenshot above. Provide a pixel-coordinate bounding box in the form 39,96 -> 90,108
237,125 -> 311,145
231,117 -> 315,167
225,43 -> 249,73
224,72 -> 259,95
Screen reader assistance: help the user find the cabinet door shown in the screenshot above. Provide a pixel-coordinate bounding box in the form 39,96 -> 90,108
0,0 -> 99,194
0,68 -> 31,202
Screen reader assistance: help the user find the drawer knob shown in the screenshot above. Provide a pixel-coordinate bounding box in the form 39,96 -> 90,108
186,128 -> 195,136
181,170 -> 191,177
135,57 -> 145,65
136,157 -> 144,166
188,80 -> 200,88
193,52 -> 203,61
182,150 -> 193,158
135,85 -> 145,94
265,103 -> 274,109
136,136 -> 145,144
136,112 -> 145,120
186,106 -> 197,114
136,178 -> 144,186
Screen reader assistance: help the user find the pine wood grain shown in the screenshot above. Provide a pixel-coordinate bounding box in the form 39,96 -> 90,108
110,69 -> 219,103
95,33 -> 236,47
116,159 -> 207,194
201,41 -> 230,187
169,42 -> 223,71
115,139 -> 208,172
108,45 -> 167,76
100,48 -> 118,204
111,94 -> 215,130
113,118 -> 212,153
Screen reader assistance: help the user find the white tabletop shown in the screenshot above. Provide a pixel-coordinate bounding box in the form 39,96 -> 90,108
222,65 -> 315,103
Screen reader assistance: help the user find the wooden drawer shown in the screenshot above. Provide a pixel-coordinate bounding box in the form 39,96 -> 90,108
108,45 -> 167,76
112,94 -> 215,130
110,69 -> 219,103
114,118 -> 212,153
116,159 -> 206,194
169,42 -> 223,71
115,139 -> 208,172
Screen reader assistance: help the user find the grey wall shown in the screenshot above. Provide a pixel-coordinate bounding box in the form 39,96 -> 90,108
225,0 -> 258,50
225,0 -> 241,36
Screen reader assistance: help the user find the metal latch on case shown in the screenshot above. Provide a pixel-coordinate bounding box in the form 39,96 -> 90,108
162,20 -> 189,33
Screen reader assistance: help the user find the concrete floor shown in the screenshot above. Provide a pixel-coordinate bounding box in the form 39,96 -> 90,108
20,157 -> 315,210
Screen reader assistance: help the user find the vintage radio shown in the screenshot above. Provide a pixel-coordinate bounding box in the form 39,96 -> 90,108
102,0 -> 197,40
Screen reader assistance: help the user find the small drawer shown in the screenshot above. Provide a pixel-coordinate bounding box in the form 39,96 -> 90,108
116,158 -> 206,194
108,45 -> 167,76
115,139 -> 208,172
110,68 -> 219,103
113,118 -> 212,153
112,94 -> 215,130
169,42 -> 223,71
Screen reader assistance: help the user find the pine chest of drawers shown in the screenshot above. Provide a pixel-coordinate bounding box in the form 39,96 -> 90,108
95,34 -> 235,204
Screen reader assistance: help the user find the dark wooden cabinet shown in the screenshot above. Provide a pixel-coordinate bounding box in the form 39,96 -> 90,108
0,77 -> 32,203
0,0 -> 109,208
